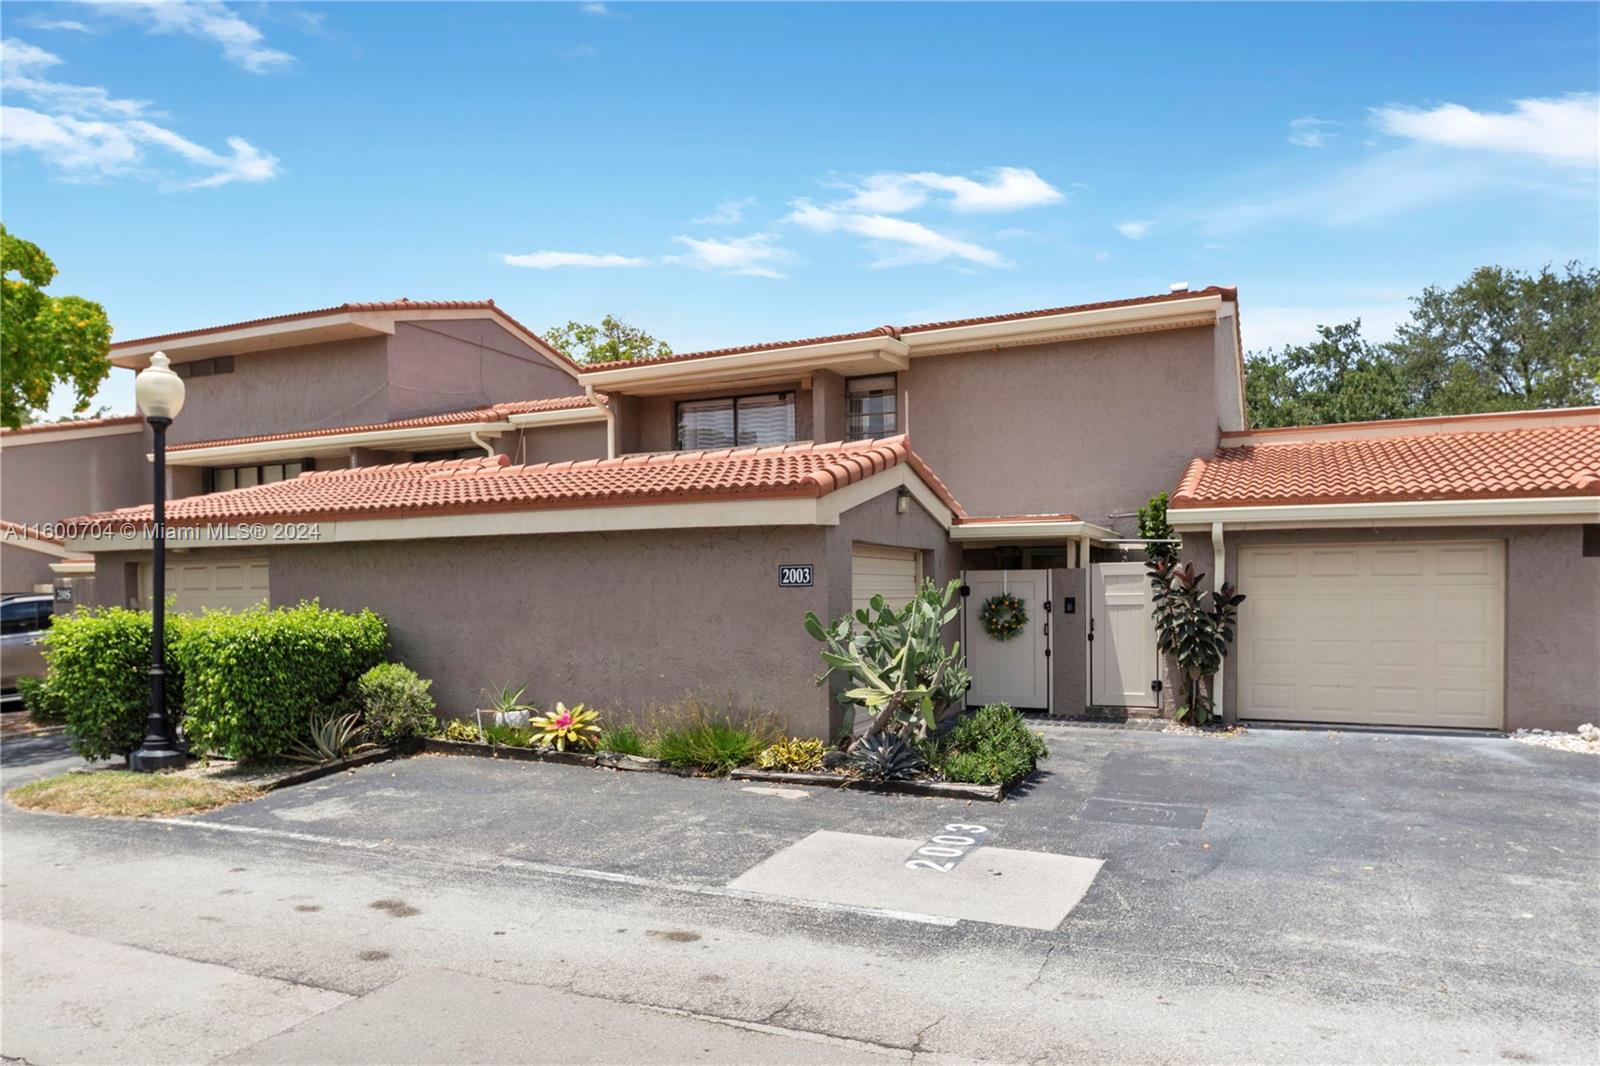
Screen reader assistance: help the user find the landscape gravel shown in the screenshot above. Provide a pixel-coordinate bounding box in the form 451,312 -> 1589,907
1511,722 -> 1600,754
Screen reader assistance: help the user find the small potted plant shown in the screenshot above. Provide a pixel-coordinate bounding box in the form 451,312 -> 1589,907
476,682 -> 533,739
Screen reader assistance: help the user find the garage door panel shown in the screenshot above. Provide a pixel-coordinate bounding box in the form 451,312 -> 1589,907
142,558 -> 270,614
851,545 -> 920,614
1238,541 -> 1504,729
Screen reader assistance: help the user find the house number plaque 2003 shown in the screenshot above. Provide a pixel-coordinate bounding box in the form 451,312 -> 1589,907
778,564 -> 814,587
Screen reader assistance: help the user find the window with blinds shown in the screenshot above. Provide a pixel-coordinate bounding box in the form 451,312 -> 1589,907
847,375 -> 898,439
676,393 -> 794,450
210,460 -> 310,493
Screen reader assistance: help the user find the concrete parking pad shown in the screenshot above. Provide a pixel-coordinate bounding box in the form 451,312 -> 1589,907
726,829 -> 1104,930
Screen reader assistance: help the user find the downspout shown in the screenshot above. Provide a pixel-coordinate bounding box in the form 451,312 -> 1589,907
469,429 -> 495,457
587,385 -> 616,460
1211,520 -> 1227,722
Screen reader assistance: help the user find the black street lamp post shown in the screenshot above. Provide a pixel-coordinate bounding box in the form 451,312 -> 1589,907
130,352 -> 186,773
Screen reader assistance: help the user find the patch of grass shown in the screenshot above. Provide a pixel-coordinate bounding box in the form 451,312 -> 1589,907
7,771 -> 260,818
646,694 -> 779,775
482,723 -> 534,747
598,723 -> 649,756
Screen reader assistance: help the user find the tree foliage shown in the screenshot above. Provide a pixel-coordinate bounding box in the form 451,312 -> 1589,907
1246,263 -> 1599,428
544,314 -> 672,365
1,225 -> 113,429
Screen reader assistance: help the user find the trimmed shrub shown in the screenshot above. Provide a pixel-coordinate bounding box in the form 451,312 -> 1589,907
43,607 -> 182,762
172,602 -> 387,762
16,675 -> 67,724
354,662 -> 437,746
936,703 -> 1048,786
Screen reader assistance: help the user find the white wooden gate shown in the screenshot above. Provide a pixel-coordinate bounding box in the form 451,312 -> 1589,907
1090,562 -> 1158,708
962,569 -> 1051,710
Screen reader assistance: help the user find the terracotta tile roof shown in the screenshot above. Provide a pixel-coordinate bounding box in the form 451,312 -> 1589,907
1173,422 -> 1600,509
166,396 -> 601,453
0,414 -> 142,437
579,286 -> 1237,372
954,513 -> 1082,525
73,436 -> 942,529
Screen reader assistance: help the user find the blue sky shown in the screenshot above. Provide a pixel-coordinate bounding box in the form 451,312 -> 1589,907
4,1 -> 1597,418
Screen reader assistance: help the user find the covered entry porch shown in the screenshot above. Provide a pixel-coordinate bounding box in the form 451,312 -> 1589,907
950,516 -> 1160,717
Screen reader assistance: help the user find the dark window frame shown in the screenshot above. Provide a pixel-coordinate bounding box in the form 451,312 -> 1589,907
674,391 -> 796,450
173,356 -> 235,380
845,373 -> 899,440
205,457 -> 315,493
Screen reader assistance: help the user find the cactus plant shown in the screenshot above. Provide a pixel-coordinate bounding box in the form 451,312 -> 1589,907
804,578 -> 970,751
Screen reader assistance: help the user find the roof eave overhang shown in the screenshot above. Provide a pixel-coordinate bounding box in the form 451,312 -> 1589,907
950,519 -> 1120,544
162,421 -> 509,465
505,406 -> 609,428
1170,495 -> 1600,531
0,421 -> 144,447
581,336 -> 911,395
110,312 -> 397,366
901,294 -> 1224,357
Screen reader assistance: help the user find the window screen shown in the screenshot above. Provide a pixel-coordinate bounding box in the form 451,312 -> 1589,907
676,398 -> 736,450
734,394 -> 795,445
676,394 -> 795,449
847,375 -> 898,439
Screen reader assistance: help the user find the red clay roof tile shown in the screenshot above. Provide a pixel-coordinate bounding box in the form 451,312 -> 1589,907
1173,421 -> 1600,509
0,414 -> 142,437
72,437 -> 934,529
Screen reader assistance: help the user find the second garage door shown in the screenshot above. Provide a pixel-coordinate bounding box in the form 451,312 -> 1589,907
851,544 -> 921,613
1236,540 -> 1504,729
140,557 -> 270,614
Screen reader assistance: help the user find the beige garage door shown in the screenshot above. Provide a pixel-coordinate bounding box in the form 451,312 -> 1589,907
1237,541 -> 1504,729
140,558 -> 270,614
852,544 -> 921,613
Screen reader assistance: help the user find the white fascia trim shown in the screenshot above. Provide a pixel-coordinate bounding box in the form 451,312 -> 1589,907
950,519 -> 1120,543
1170,495 -> 1600,531
581,336 -> 910,389
901,294 -> 1223,357
161,422 -> 510,466
0,422 -> 142,447
49,559 -> 95,574
815,465 -> 955,530
110,311 -> 395,366
1221,407 -> 1600,447
506,406 -> 609,428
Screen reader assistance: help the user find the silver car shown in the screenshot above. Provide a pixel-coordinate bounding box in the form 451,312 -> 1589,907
1,593 -> 54,706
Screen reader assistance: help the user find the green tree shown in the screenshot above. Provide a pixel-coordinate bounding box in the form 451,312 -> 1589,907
1392,262 -> 1600,415
1245,321 -> 1411,428
544,314 -> 672,365
1245,263 -> 1599,428
1,225 -> 113,429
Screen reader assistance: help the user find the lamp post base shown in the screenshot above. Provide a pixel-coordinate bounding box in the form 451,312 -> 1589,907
129,748 -> 186,772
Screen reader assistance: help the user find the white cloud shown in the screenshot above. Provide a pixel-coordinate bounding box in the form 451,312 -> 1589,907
1288,116 -> 1336,148
668,233 -> 787,278
0,37 -> 279,187
691,197 -> 755,225
578,2 -> 612,14
1373,93 -> 1599,166
1115,219 -> 1154,240
93,1 -> 294,73
788,200 -> 1005,268
21,17 -> 93,33
835,166 -> 1063,214
501,251 -> 650,269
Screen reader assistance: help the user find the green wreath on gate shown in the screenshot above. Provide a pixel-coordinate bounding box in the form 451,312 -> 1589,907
979,593 -> 1028,641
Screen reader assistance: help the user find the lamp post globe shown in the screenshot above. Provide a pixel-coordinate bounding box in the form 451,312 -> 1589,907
130,351 -> 187,773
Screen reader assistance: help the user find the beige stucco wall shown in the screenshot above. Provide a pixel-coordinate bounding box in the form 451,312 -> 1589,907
1183,524 -> 1600,733
387,320 -> 582,418
0,426 -> 151,526
504,423 -> 609,465
905,326 -> 1222,525
1,544 -> 57,594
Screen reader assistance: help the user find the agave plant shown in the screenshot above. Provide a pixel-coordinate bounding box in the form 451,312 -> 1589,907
286,711 -> 364,764
848,733 -> 925,782
477,681 -> 533,735
529,702 -> 602,751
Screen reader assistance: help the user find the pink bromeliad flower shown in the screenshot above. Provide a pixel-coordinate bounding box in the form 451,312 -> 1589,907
552,710 -> 573,729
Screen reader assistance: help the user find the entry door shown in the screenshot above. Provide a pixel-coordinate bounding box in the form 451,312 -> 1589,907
963,570 -> 1050,710
1090,562 -> 1158,708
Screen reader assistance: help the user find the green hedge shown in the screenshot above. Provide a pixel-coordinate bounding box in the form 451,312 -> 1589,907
42,608 -> 183,762
171,602 -> 388,762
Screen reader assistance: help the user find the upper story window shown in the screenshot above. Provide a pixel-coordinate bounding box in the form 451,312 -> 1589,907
173,356 -> 234,380
847,375 -> 898,439
411,448 -> 480,462
209,459 -> 310,493
676,392 -> 795,450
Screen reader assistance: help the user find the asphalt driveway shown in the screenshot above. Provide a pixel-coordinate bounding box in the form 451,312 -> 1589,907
5,722 -> 1596,1063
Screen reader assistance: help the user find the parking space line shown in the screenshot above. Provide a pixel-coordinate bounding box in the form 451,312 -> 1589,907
151,818 -> 959,927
